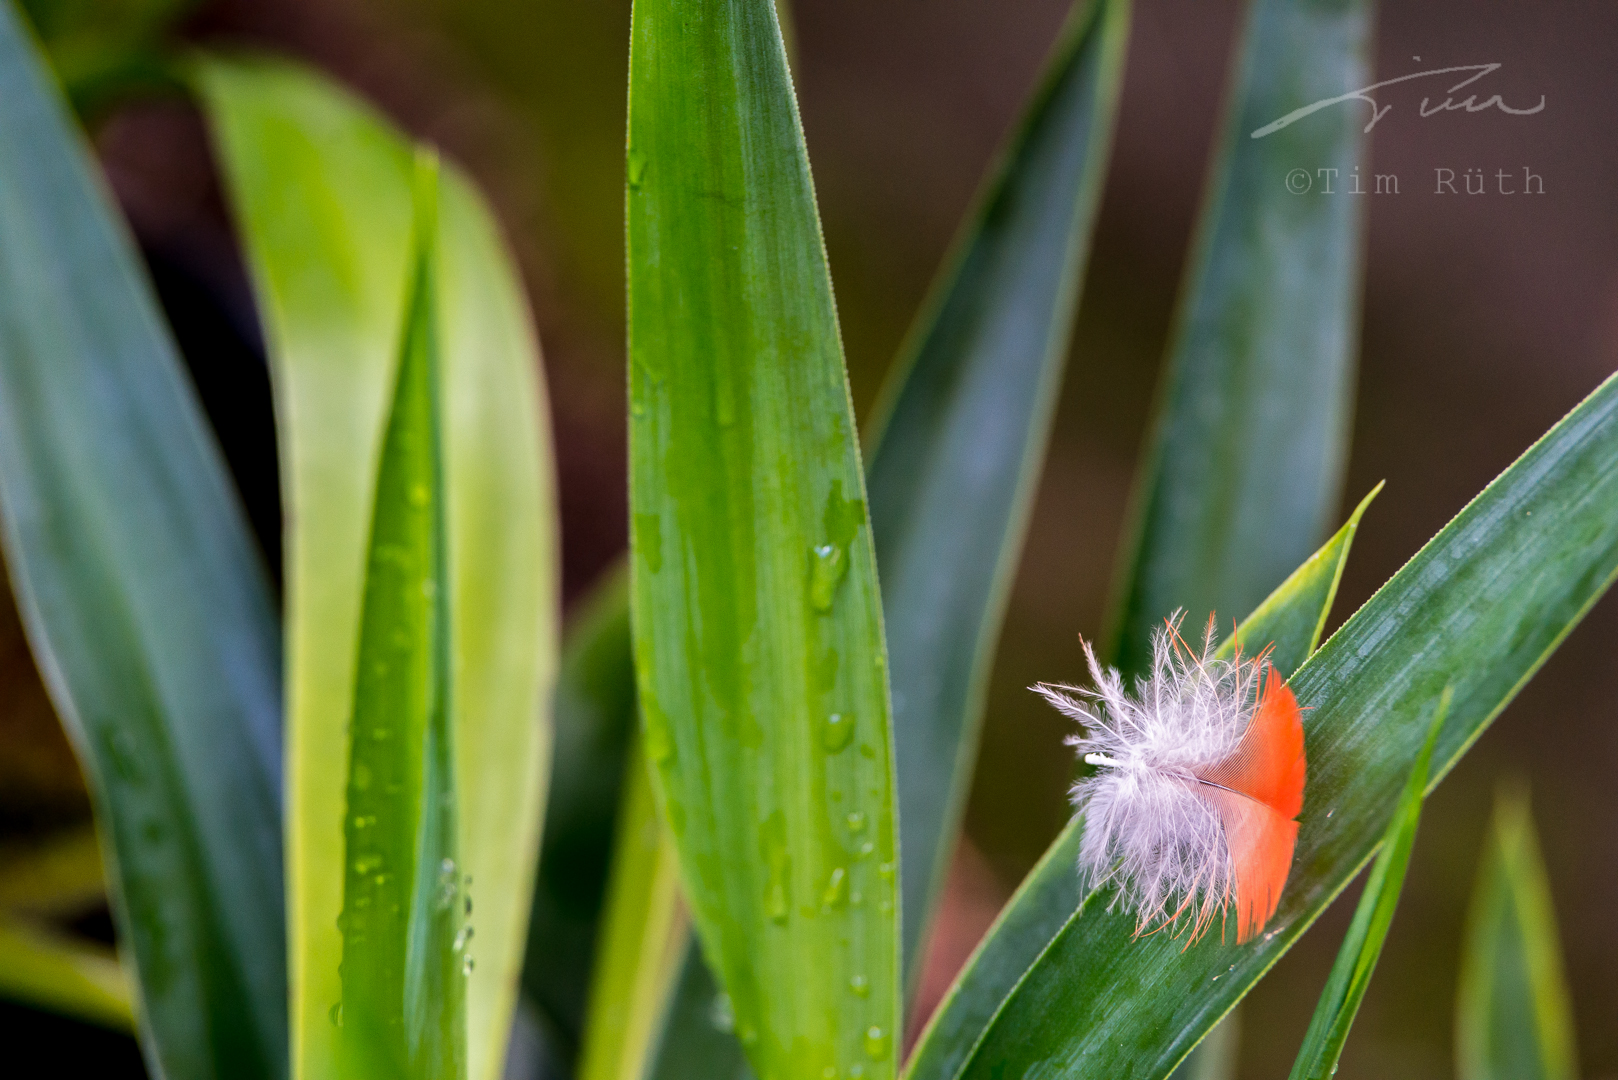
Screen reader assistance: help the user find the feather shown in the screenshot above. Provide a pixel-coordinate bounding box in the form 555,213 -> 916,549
1034,613 -> 1307,943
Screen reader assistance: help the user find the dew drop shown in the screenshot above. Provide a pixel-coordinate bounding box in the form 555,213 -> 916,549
821,866 -> 848,909
329,1002 -> 343,1027
462,954 -> 475,976
845,811 -> 867,833
352,763 -> 372,791
714,375 -> 736,428
628,148 -> 648,190
710,992 -> 735,1033
408,483 -> 431,508
643,705 -> 675,763
439,859 -> 460,908
766,878 -> 790,925
809,544 -> 848,611
762,812 -> 791,924
353,854 -> 383,875
864,1026 -> 890,1061
859,841 -> 875,858
107,732 -> 144,784
848,974 -> 869,997
849,1067 -> 865,1080
453,925 -> 474,953
822,713 -> 855,753
877,861 -> 894,882
822,1068 -> 839,1080
738,1024 -> 759,1048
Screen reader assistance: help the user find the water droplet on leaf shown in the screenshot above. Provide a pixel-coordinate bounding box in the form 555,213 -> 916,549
710,992 -> 735,1032
821,866 -> 848,909
809,544 -> 848,611
822,712 -> 854,753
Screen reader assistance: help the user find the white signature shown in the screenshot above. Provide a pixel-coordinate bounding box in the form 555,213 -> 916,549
1251,62 -> 1545,139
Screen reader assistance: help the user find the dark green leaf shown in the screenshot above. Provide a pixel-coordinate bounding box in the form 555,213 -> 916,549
943,372 -> 1618,1080
1106,0 -> 1372,675
627,0 -> 899,1076
1288,688 -> 1448,1080
1455,786 -> 1578,1080
863,0 -> 1129,992
0,7 -> 286,1079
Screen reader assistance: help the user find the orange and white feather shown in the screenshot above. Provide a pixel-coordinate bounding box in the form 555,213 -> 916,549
1034,613 -> 1306,943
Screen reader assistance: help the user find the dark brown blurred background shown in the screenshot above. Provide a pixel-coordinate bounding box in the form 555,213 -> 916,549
2,0 -> 1615,1077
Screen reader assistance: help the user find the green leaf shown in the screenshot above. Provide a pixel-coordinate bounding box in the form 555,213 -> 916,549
0,8 -> 286,1080
576,742 -> 688,1080
631,3 -> 1133,1073
333,151 -> 462,1078
0,917 -> 134,1031
936,371 -> 1618,1080
863,0 -> 1129,992
1105,0 -> 1372,675
521,568 -> 638,1061
627,0 -> 898,1077
1455,786 -> 1579,1080
196,56 -> 559,1080
1288,688 -> 1448,1080
0,825 -> 106,916
905,491 -> 1372,1080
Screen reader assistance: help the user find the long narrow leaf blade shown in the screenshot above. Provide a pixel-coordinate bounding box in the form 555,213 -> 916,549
0,8 -> 286,1079
576,744 -> 687,1080
0,918 -> 134,1031
1106,0 -> 1371,674
1288,689 -> 1449,1080
906,491 -> 1373,1080
335,154 -> 463,1077
946,372 -> 1618,1080
637,3 -> 1133,1073
0,825 -> 105,915
864,0 -> 1129,991
1455,787 -> 1578,1080
197,57 -> 559,1080
627,0 -> 899,1077
521,569 -> 638,1061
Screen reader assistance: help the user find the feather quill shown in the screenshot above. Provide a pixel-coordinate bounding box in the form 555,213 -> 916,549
1035,613 -> 1306,943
